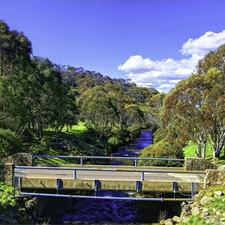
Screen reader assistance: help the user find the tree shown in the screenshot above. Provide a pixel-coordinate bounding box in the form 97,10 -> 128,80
0,75 -> 30,136
197,44 -> 225,74
145,93 -> 166,129
0,128 -> 21,159
162,68 -> 225,160
0,20 -> 32,77
127,86 -> 158,103
105,83 -> 144,139
0,56 -> 78,140
79,85 -> 115,140
26,57 -> 77,139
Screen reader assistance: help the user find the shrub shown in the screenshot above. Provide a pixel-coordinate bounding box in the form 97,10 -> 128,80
0,129 -> 22,159
138,139 -> 184,167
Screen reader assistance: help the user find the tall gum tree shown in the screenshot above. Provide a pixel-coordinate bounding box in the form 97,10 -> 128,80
197,44 -> 225,74
162,68 -> 225,160
0,20 -> 32,77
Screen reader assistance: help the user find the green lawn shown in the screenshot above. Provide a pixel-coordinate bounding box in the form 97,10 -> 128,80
183,141 -> 213,159
183,141 -> 225,167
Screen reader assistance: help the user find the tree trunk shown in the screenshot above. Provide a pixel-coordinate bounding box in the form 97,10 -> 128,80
202,141 -> 207,159
196,140 -> 202,158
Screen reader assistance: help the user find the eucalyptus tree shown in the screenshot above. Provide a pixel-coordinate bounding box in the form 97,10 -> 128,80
145,93 -> 166,129
78,85 -> 115,140
197,43 -> 225,74
27,57 -> 77,139
104,83 -> 144,140
0,75 -> 30,135
0,20 -> 32,77
162,68 -> 225,159
79,82 -> 144,143
0,56 -> 78,140
127,86 -> 158,103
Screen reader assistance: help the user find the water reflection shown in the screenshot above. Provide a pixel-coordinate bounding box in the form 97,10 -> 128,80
60,191 -> 137,224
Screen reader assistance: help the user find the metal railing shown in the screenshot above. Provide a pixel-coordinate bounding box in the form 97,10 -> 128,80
33,154 -> 185,167
14,165 -> 205,181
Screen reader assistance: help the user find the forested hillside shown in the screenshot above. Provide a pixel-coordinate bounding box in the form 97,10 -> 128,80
0,20 -> 160,160
0,19 -> 225,164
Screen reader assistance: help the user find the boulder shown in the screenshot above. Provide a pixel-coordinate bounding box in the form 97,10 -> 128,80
200,196 -> 214,205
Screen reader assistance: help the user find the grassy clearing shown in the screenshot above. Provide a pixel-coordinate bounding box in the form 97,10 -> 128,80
183,141 -> 225,168
32,122 -> 108,165
183,141 -> 213,159
61,122 -> 88,138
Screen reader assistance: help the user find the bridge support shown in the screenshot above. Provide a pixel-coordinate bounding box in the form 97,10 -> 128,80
136,181 -> 142,192
56,179 -> 63,189
95,180 -> 101,190
172,181 -> 178,192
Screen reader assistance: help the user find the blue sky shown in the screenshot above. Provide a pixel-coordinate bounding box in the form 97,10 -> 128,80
1,0 -> 225,93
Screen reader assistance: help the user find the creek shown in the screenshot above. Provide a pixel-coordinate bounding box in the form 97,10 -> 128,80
49,130 -> 180,224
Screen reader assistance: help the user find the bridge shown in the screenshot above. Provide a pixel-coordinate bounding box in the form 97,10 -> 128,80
10,155 -> 208,201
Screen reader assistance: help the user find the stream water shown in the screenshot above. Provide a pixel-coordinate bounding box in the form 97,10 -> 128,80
51,130 -> 178,224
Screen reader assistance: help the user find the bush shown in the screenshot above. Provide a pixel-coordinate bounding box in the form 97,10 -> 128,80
0,129 -> 22,159
138,139 -> 184,167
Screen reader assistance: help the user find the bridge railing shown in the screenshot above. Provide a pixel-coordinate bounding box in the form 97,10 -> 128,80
33,154 -> 185,167
15,165 -> 203,180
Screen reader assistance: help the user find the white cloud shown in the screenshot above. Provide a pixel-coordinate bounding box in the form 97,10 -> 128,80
180,30 -> 225,56
118,30 -> 225,93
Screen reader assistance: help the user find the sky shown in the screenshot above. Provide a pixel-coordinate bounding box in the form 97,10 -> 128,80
1,0 -> 225,93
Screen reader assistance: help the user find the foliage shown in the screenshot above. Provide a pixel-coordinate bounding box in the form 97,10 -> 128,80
79,83 -> 145,146
0,20 -> 32,77
0,182 -> 29,224
162,68 -> 225,160
0,182 -> 17,208
145,93 -> 166,129
197,43 -> 225,74
0,128 -> 21,159
0,20 -> 160,158
138,139 -> 184,167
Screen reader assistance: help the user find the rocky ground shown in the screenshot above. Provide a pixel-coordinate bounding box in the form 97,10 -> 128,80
159,187 -> 225,225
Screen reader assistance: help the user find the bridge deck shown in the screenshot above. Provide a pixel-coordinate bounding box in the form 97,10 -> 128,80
14,166 -> 205,194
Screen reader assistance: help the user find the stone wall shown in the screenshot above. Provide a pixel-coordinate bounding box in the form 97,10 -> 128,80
185,157 -> 216,171
2,163 -> 14,186
1,153 -> 33,186
2,152 -> 33,166
204,169 -> 225,188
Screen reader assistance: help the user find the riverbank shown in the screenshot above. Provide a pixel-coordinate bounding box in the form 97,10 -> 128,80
158,186 -> 225,225
1,186 -> 224,225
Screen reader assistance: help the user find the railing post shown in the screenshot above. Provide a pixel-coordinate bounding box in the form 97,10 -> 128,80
191,182 -> 196,198
141,172 -> 145,181
80,158 -> 83,166
73,170 -> 76,179
134,159 -> 137,167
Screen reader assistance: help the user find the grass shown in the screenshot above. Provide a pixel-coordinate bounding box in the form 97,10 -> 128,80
61,122 -> 88,138
183,141 -> 213,159
31,122 -> 109,165
183,141 -> 225,168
